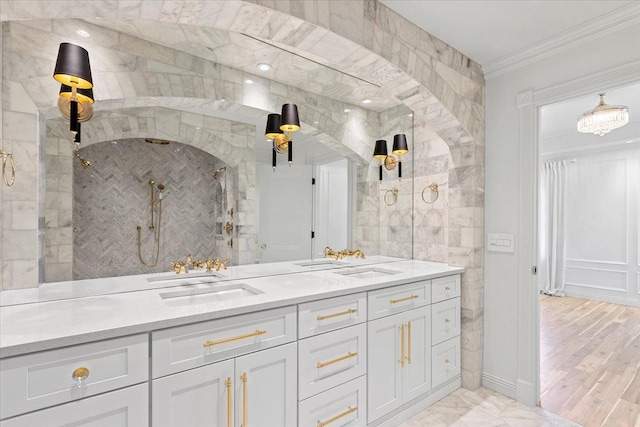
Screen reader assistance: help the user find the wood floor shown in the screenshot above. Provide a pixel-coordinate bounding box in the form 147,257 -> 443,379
540,294 -> 640,427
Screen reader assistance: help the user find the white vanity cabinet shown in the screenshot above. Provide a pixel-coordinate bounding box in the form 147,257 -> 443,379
151,306 -> 298,427
152,343 -> 297,427
0,334 -> 149,426
0,383 -> 148,427
367,305 -> 431,422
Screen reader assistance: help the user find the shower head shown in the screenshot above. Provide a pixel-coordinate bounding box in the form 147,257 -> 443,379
212,166 -> 227,179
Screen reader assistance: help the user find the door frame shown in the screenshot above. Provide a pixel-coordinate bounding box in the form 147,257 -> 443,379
516,60 -> 640,406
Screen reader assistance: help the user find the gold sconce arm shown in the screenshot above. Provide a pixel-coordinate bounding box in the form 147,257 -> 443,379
0,150 -> 15,187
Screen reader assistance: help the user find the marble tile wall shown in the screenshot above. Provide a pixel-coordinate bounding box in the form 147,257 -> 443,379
2,0 -> 484,389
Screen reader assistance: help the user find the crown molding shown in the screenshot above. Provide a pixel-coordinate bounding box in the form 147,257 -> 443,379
485,3 -> 640,80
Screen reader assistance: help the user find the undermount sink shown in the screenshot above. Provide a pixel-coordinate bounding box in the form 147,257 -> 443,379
159,283 -> 262,304
335,267 -> 400,279
295,260 -> 349,268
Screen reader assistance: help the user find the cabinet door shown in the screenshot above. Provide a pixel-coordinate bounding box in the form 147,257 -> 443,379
0,383 -> 148,427
367,313 -> 403,423
234,342 -> 297,427
402,306 -> 431,402
152,359 -> 234,427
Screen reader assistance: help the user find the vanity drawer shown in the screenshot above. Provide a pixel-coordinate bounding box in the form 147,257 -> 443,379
152,305 -> 296,378
298,292 -> 366,339
431,298 -> 461,345
0,334 -> 148,420
298,323 -> 366,400
368,280 -> 430,320
432,336 -> 461,389
298,375 -> 367,427
0,383 -> 148,427
432,274 -> 460,303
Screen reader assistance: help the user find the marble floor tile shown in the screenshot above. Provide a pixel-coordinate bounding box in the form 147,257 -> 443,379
400,388 -> 580,427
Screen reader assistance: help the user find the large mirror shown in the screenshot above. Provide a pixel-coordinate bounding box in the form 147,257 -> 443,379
30,18 -> 414,282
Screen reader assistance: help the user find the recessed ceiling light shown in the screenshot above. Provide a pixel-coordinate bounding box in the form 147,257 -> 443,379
313,121 -> 319,125
76,29 -> 90,37
244,79 -> 254,84
257,63 -> 271,71
344,108 -> 351,113
626,140 -> 637,144
362,99 -> 372,104
408,113 -> 414,117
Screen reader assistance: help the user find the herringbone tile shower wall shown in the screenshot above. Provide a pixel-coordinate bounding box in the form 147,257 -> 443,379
72,139 -> 228,279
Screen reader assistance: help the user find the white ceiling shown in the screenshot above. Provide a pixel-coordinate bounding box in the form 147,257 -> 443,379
380,0 -> 634,67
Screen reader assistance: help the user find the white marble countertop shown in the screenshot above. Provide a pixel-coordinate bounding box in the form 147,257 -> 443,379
0,257 -> 463,358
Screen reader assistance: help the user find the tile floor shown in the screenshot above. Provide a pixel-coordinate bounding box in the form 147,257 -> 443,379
400,387 -> 580,426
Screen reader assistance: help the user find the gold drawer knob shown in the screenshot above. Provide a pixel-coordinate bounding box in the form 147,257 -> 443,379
445,286 -> 451,291
444,318 -> 450,323
445,359 -> 450,364
72,367 -> 90,381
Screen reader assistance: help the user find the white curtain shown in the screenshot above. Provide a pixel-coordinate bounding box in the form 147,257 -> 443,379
539,160 -> 569,296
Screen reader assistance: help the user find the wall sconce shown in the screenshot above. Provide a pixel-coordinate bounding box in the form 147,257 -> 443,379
52,43 -> 93,139
372,133 -> 409,180
58,84 -> 94,145
264,103 -> 300,169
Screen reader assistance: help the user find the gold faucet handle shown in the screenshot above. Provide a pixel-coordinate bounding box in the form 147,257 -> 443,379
171,261 -> 188,274
324,246 -> 338,259
193,260 -> 206,270
185,254 -> 194,266
218,259 -> 228,271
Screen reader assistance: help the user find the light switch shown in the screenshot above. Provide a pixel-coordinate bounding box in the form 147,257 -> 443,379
487,233 -> 515,253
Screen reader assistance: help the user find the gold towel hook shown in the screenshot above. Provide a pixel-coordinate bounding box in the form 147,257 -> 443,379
0,150 -> 16,186
421,184 -> 439,204
384,188 -> 398,206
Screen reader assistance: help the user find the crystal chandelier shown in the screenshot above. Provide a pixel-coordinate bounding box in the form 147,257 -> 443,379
577,93 -> 629,136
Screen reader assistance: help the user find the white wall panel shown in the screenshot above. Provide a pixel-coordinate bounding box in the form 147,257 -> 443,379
565,158 -> 628,263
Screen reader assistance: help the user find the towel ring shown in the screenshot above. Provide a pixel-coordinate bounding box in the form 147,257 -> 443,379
421,184 -> 439,204
384,188 -> 398,206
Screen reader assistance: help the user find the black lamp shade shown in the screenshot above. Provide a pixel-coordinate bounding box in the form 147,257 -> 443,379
392,133 -> 409,155
265,113 -> 284,139
373,139 -> 388,159
59,84 -> 94,104
53,43 -> 93,89
280,103 -> 300,132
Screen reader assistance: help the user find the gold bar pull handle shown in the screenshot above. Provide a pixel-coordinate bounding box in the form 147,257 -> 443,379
203,330 -> 267,348
317,351 -> 358,369
390,294 -> 419,304
317,308 -> 357,321
225,377 -> 232,427
317,406 -> 358,427
400,324 -> 405,368
406,321 -> 412,364
241,373 -> 248,427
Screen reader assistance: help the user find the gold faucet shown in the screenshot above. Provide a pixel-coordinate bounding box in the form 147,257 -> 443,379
323,246 -> 366,260
170,255 -> 228,274
205,258 -> 228,273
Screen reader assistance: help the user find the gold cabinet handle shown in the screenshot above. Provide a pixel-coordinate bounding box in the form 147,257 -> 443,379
400,324 -> 405,368
317,406 -> 357,427
406,322 -> 412,364
203,330 -> 267,348
317,352 -> 358,369
226,377 -> 232,427
71,367 -> 90,382
241,373 -> 248,427
390,294 -> 419,304
317,308 -> 357,321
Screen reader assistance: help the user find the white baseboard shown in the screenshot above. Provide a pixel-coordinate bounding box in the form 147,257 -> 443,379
516,378 -> 538,406
370,376 -> 461,427
563,285 -> 640,307
482,372 -> 516,399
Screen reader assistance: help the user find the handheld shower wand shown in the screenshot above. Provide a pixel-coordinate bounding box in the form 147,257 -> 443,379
137,180 -> 165,267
